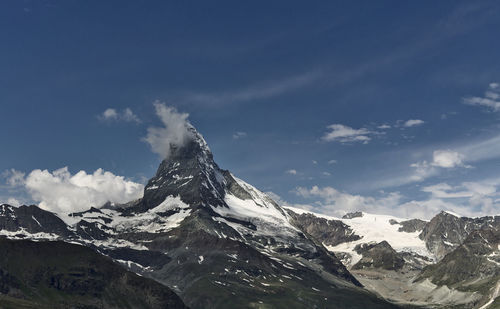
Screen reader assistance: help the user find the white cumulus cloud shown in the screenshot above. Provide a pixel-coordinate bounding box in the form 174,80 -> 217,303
408,150 -> 470,183
322,124 -> 373,143
285,169 -> 297,175
431,149 -> 469,168
143,101 -> 194,159
293,185 -> 403,218
403,119 -> 425,127
291,183 -> 496,219
6,197 -> 21,206
18,167 -> 144,213
99,107 -> 141,123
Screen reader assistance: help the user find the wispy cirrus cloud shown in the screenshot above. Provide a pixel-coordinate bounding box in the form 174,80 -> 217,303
377,124 -> 391,129
420,178 -> 500,216
321,118 -> 426,145
3,169 -> 26,187
184,70 -> 321,106
456,133 -> 500,162
232,131 -> 247,140
321,124 -> 374,144
463,82 -> 500,112
367,132 -> 500,191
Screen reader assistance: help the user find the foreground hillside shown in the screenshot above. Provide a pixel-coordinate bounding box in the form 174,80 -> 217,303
0,238 -> 187,309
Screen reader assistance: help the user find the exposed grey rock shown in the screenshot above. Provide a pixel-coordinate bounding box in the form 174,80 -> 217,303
419,211 -> 499,260
417,225 -> 500,307
352,241 -> 405,271
76,220 -> 112,240
343,211 -> 363,219
137,127 -> 227,213
286,209 -> 361,246
0,127 -> 398,309
390,218 -> 427,233
0,204 -> 73,237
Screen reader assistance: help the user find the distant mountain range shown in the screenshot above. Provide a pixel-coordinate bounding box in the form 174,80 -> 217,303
0,126 -> 498,308
286,207 -> 500,308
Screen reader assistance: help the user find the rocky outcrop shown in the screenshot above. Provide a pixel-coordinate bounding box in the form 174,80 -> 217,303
419,211 -> 500,260
0,204 -> 73,237
352,241 -> 405,271
389,218 -> 427,233
286,209 -> 361,246
343,212 -> 363,219
417,226 -> 500,307
138,126 -> 227,212
0,126 -> 398,309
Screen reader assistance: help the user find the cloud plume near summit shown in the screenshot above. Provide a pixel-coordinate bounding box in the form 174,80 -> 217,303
0,103 -> 197,213
143,101 -> 194,159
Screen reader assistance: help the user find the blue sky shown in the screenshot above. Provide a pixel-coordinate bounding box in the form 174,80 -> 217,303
1,1 -> 500,218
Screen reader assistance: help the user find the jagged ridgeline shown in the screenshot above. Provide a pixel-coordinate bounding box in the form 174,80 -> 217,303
0,126 -> 397,309
285,207 -> 500,308
3,125 -> 498,308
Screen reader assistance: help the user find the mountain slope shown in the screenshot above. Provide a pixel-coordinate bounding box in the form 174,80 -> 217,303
419,211 -> 499,260
0,127 -> 398,309
284,206 -> 500,308
110,129 -> 395,308
0,238 -> 187,309
418,225 -> 500,308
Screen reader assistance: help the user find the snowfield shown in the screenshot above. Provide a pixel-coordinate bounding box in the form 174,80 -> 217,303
212,176 -> 300,239
284,206 -> 434,266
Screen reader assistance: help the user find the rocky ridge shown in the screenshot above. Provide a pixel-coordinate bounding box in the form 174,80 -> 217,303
0,127 -> 397,309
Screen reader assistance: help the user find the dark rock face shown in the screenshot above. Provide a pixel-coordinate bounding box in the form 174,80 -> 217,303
71,207 -> 113,224
419,211 -> 500,260
418,226 -> 500,300
343,212 -> 363,219
390,218 -> 427,233
0,238 -> 187,309
399,251 -> 434,271
139,128 -> 227,212
104,247 -> 173,269
0,204 -> 72,237
286,209 -> 361,246
352,241 -> 405,271
0,128 -> 400,309
76,220 -> 111,240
